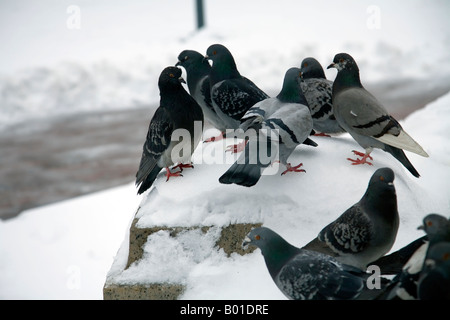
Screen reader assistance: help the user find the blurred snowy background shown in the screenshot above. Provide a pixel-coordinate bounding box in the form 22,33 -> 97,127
0,0 -> 449,299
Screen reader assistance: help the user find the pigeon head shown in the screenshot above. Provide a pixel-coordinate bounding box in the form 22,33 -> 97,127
243,227 -> 298,255
364,167 -> 397,214
277,67 -> 307,104
300,57 -> 326,79
205,44 -> 231,62
205,44 -> 240,81
369,167 -> 395,187
418,213 -> 450,242
327,53 -> 362,92
243,227 -> 301,279
176,50 -> 209,69
243,227 -> 275,251
327,53 -> 359,72
158,66 -> 185,89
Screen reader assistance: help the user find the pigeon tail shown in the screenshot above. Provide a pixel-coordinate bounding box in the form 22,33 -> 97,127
375,130 -> 428,157
136,165 -> 162,195
384,145 -> 420,178
219,162 -> 262,187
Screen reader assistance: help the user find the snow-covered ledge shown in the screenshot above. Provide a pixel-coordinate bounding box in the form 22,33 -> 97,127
104,94 -> 449,300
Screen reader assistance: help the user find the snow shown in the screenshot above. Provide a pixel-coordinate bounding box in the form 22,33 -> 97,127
104,91 -> 450,299
1,0 -> 450,300
2,92 -> 448,300
1,0 -> 450,127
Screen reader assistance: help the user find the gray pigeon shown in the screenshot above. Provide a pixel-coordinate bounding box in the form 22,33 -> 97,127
299,57 -> 346,136
417,241 -> 450,300
327,53 -> 428,178
135,66 -> 204,194
303,167 -> 399,270
243,227 -> 382,300
176,50 -> 227,139
205,44 -> 269,130
218,67 -> 317,187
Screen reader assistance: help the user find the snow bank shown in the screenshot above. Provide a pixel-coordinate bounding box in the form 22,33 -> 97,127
0,183 -> 140,299
106,92 -> 450,299
1,0 -> 449,128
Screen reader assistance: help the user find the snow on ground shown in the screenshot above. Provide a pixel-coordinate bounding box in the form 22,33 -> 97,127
1,90 -> 447,300
0,183 -> 140,299
1,0 -> 450,127
103,91 -> 450,300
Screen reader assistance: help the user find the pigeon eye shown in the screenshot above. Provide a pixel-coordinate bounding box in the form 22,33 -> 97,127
443,252 -> 450,261
184,56 -> 189,61
379,176 -> 385,181
213,50 -> 217,55
427,220 -> 433,227
255,235 -> 261,241
303,62 -> 308,67
169,73 -> 174,78
339,58 -> 345,63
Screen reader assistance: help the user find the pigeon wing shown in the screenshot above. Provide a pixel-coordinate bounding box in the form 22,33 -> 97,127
212,78 -> 269,120
276,251 -> 364,300
136,107 -> 174,185
318,204 -> 373,255
336,88 -> 428,156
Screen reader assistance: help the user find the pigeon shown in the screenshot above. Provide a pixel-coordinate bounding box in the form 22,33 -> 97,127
417,241 -> 450,300
205,44 -> 269,130
176,50 -> 227,137
379,213 -> 450,300
369,235 -> 428,275
327,53 -> 428,178
303,167 -> 399,270
135,66 -> 204,194
218,67 -> 317,187
243,227 -> 384,300
299,57 -> 346,136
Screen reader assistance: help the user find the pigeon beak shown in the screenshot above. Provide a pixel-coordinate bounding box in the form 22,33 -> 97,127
179,76 -> 186,84
175,61 -> 181,67
203,55 -> 212,64
417,224 -> 425,231
327,63 -> 336,69
242,236 -> 252,250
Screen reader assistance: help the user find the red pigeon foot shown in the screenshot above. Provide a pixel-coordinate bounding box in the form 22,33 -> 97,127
204,132 -> 225,143
313,132 -> 331,137
165,167 -> 183,181
347,150 -> 373,165
281,163 -> 306,175
172,162 -> 194,172
226,139 -> 248,154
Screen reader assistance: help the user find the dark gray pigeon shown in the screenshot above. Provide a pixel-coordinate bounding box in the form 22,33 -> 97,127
417,241 -> 450,300
327,53 -> 428,178
205,44 -> 269,130
299,57 -> 346,136
135,66 -> 204,194
176,50 -> 227,138
303,167 -> 399,270
243,227 -> 382,300
380,213 -> 450,300
219,67 -> 317,187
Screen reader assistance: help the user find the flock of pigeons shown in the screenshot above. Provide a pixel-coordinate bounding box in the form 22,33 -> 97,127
133,43 -> 449,300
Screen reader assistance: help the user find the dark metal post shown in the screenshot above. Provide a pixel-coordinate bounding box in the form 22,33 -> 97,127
196,0 -> 205,29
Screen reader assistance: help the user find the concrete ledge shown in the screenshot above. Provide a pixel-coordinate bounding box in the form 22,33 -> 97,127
103,283 -> 185,300
104,204 -> 262,300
